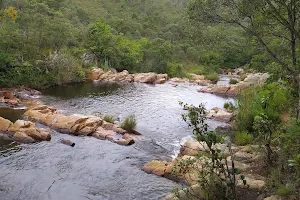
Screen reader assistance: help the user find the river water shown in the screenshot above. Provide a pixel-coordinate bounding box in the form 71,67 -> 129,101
0,81 -> 233,200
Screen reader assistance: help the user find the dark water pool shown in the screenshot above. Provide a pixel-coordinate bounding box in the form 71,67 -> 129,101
0,81 -> 233,200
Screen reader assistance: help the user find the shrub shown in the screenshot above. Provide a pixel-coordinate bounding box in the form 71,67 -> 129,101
120,115 -> 137,133
235,83 -> 290,133
240,74 -> 247,81
235,131 -> 254,145
205,72 -> 219,83
103,115 -> 114,123
224,102 -> 235,111
176,102 -> 241,200
229,78 -> 238,84
167,62 -> 186,78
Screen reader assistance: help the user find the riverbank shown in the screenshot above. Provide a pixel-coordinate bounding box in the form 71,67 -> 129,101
0,81 -> 234,200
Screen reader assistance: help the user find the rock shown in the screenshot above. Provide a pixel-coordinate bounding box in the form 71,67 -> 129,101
115,133 -> 135,146
170,77 -> 189,83
189,73 -> 205,81
237,73 -> 270,89
143,160 -> 171,176
180,140 -> 206,156
134,73 -> 157,83
235,68 -> 244,75
87,68 -> 104,80
60,139 -> 75,147
164,184 -> 205,200
237,176 -> 265,191
234,151 -> 254,162
25,105 -> 136,146
207,108 -> 233,122
12,131 -> 35,143
264,195 -> 282,200
0,117 -> 13,131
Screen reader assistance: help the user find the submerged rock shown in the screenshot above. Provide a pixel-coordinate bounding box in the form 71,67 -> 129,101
24,105 -> 136,146
0,117 -> 51,143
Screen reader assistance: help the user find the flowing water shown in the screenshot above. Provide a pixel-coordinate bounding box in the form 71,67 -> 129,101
0,81 -> 233,200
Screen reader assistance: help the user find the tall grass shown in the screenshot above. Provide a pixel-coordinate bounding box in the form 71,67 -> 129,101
120,115 -> 137,133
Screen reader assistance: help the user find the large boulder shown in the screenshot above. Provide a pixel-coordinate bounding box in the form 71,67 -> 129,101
207,108 -> 233,122
143,160 -> 171,176
25,105 -> 136,146
134,73 -> 157,83
0,117 -> 51,143
0,117 -> 13,131
87,68 -> 104,80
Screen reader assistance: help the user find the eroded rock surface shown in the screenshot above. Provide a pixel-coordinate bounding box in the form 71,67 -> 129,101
24,105 -> 135,146
0,117 -> 51,143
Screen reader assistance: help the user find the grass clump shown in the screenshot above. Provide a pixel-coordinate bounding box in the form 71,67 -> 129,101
205,72 -> 219,83
103,115 -> 114,123
235,131 -> 254,145
223,102 -> 235,111
120,115 -> 137,133
229,78 -> 238,84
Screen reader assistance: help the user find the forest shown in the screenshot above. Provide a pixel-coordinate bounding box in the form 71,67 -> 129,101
0,0 -> 256,88
0,0 -> 300,200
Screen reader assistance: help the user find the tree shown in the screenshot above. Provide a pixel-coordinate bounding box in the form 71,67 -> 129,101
188,0 -> 300,118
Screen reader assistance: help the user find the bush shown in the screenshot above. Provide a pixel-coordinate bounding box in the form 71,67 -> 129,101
205,72 -> 219,83
224,102 -> 235,111
103,115 -> 114,123
120,115 -> 137,133
167,62 -> 186,78
229,78 -> 238,84
240,74 -> 247,81
177,102 -> 240,199
235,83 -> 290,133
235,131 -> 254,145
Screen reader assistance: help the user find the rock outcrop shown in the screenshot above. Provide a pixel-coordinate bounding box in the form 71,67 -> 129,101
144,139 -> 267,199
207,108 -> 233,122
24,105 -> 135,146
198,73 -> 269,97
0,87 -> 41,108
0,117 -> 51,143
87,68 -> 168,84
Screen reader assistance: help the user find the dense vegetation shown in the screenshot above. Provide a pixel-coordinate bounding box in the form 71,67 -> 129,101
0,0 -> 255,88
1,0 -> 300,198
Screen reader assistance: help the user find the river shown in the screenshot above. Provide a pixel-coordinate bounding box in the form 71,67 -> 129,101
0,81 -> 233,200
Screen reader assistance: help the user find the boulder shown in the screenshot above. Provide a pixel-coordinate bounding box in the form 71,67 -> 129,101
189,73 -> 205,81
25,105 -> 136,146
134,73 -> 157,83
12,131 -> 35,143
211,109 -> 233,122
164,184 -> 204,200
143,160 -> 171,176
180,140 -> 206,156
170,77 -> 189,83
264,196 -> 282,200
87,68 -> 104,80
0,117 -> 12,131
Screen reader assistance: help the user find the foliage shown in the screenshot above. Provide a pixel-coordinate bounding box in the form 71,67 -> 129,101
120,115 -> 137,133
235,132 -> 254,146
205,72 -> 219,83
178,102 -> 240,200
229,79 -> 238,85
223,102 -> 235,112
167,62 -> 186,78
103,115 -> 114,124
235,83 -> 290,133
